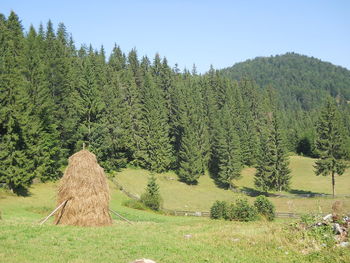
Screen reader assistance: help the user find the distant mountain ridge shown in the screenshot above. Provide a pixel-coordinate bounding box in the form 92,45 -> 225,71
220,53 -> 350,111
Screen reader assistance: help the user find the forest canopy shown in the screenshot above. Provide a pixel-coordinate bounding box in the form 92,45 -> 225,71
1,11 -> 349,193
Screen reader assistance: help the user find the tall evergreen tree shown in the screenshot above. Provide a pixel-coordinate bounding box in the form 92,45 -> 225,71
23,25 -> 63,181
75,46 -> 104,149
176,78 -> 208,184
254,112 -> 291,192
121,67 -> 145,165
209,81 -> 241,188
0,12 -> 35,192
314,99 -> 347,197
138,71 -> 173,172
215,104 -> 242,188
108,44 -> 126,71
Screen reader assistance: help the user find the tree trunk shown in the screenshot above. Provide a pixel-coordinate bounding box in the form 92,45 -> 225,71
332,171 -> 335,198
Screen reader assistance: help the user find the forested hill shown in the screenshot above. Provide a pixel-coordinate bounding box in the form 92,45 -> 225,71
220,53 -> 350,111
1,12 -> 349,194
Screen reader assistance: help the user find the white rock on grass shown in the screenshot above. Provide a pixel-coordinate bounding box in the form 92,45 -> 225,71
131,259 -> 156,263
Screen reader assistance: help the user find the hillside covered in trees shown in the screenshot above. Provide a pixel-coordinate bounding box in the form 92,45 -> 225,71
1,12 -> 349,193
221,53 -> 350,157
221,53 -> 350,111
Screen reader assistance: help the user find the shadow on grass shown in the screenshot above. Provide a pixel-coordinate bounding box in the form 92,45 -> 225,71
207,162 -> 233,190
240,187 -> 273,197
12,185 -> 31,197
288,189 -> 329,197
240,186 -> 330,198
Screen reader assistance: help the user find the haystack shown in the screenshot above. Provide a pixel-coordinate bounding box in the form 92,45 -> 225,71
54,150 -> 112,226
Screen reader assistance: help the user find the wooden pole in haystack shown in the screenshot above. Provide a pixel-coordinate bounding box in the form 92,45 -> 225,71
109,208 -> 133,225
39,200 -> 68,225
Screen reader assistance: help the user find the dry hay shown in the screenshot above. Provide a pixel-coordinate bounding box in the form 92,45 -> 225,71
54,150 -> 112,226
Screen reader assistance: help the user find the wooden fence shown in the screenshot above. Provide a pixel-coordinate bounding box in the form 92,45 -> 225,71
164,209 -> 302,219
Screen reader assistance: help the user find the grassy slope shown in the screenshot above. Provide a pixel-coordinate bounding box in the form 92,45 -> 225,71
116,156 -> 350,213
1,182 -> 349,263
238,156 -> 350,195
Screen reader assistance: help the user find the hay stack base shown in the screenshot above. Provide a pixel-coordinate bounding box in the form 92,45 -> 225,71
54,150 -> 112,226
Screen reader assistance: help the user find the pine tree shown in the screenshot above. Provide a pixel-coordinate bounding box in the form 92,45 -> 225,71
314,99 -> 347,197
176,78 -> 208,184
120,67 -> 145,165
215,104 -> 242,188
254,112 -> 291,192
141,173 -> 162,211
0,12 -> 36,192
234,83 -> 259,166
23,25 -> 63,181
75,46 -> 104,149
108,44 -> 126,71
138,71 -> 173,172
96,60 -> 129,171
270,113 -> 291,191
42,20 -> 77,156
208,81 -> 242,188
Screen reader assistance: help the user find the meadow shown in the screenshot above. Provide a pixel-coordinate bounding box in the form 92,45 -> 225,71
1,155 -> 350,262
116,156 -> 350,213
1,182 -> 349,263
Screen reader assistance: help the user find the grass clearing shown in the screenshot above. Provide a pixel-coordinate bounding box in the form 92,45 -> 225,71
238,156 -> 350,195
116,156 -> 350,213
1,182 -> 349,262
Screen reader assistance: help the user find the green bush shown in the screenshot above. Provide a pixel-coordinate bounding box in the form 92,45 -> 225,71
254,195 -> 275,221
230,198 -> 258,222
224,203 -> 236,221
141,192 -> 162,211
140,174 -> 162,211
122,199 -> 147,210
210,200 -> 228,219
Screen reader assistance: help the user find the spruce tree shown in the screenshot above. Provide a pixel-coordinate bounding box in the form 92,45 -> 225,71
138,71 -> 173,172
254,112 -> 291,192
121,67 -> 145,165
208,81 -> 242,188
0,12 -> 35,192
314,99 -> 347,197
75,46 -> 104,150
108,44 -> 126,71
215,104 -> 242,188
96,56 -> 129,171
176,78 -> 208,184
42,20 -> 78,155
141,173 -> 162,211
23,25 -> 63,181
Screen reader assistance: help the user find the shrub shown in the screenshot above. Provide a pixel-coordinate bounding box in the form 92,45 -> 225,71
230,198 -> 258,222
122,199 -> 147,210
224,203 -> 236,221
140,174 -> 162,211
210,200 -> 228,219
254,195 -> 275,221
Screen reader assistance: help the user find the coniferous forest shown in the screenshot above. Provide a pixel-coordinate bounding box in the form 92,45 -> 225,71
1,11 -> 350,193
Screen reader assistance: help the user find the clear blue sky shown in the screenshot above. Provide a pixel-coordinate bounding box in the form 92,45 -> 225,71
2,0 -> 350,73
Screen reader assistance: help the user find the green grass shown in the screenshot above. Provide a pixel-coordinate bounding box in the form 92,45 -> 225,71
1,182 -> 349,263
116,156 -> 350,213
238,156 -> 350,195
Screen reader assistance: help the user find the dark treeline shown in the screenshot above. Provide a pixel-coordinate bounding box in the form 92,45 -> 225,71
1,12 -> 349,193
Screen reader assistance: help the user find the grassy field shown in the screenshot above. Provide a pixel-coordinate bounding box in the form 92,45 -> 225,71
1,182 -> 349,263
238,156 -> 350,195
116,156 -> 350,213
